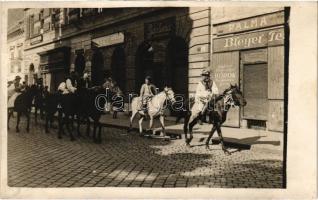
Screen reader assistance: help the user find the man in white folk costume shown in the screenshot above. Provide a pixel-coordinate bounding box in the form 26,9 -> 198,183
8,76 -> 25,108
190,68 -> 219,124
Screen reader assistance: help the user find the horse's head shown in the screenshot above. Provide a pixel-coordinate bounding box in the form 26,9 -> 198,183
224,84 -> 247,107
104,79 -> 123,96
164,87 -> 176,103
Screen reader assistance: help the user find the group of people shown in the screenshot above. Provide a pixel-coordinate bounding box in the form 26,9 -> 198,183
8,65 -> 219,122
57,70 -> 92,94
139,69 -> 219,118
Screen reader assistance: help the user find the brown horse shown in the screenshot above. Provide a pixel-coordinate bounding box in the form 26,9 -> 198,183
184,84 -> 247,155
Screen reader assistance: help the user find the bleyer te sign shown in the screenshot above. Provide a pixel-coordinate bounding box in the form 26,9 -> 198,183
213,28 -> 284,52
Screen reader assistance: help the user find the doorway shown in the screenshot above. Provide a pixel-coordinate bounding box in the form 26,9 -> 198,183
91,49 -> 105,86
242,63 -> 268,128
111,46 -> 126,92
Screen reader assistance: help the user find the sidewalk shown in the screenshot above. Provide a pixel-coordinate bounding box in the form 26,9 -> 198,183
99,111 -> 284,152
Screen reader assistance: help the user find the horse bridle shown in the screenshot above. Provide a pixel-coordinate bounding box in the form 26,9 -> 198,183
223,89 -> 235,111
164,89 -> 174,102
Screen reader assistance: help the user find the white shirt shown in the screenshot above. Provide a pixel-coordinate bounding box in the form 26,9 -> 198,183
66,79 -> 77,93
194,80 -> 219,103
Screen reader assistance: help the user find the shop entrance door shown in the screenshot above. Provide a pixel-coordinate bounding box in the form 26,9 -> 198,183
243,63 -> 268,122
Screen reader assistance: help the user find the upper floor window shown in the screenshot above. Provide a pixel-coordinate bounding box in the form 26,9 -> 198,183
68,8 -> 80,23
81,8 -> 98,17
18,48 -> 22,59
10,64 -> 14,73
10,51 -> 14,60
17,62 -> 21,73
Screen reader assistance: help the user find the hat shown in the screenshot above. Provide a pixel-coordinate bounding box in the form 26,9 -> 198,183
15,75 -> 21,80
201,69 -> 210,76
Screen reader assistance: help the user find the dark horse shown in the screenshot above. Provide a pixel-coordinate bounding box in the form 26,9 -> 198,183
8,85 -> 37,132
75,79 -> 122,143
33,85 -> 45,124
183,84 -> 247,155
44,78 -> 121,143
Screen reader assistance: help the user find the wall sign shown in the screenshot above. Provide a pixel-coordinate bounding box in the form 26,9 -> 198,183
214,11 -> 284,35
30,35 -> 43,45
213,28 -> 284,52
144,17 -> 175,40
212,51 -> 240,127
92,32 -> 124,48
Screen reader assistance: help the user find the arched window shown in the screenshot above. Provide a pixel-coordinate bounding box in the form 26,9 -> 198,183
135,42 -> 154,92
74,52 -> 85,76
111,46 -> 126,92
166,36 -> 188,96
91,49 -> 104,86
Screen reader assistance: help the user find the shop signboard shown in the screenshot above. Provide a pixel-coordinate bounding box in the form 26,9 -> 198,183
214,11 -> 284,35
92,32 -> 124,48
213,28 -> 284,52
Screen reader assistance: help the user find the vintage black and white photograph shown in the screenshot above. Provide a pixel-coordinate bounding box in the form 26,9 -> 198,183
2,4 -> 304,192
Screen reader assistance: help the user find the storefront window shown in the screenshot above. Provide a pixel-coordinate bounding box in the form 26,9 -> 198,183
17,63 -> 22,73
10,64 -> 14,73
18,48 -> 22,59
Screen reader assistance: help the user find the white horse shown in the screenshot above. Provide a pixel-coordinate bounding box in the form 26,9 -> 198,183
129,87 -> 176,137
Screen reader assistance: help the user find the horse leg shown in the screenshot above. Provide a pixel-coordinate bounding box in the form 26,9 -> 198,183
206,125 -> 217,149
148,116 -> 155,135
26,111 -> 30,133
188,118 -> 198,145
93,121 -> 97,143
8,109 -> 13,130
128,111 -> 137,132
40,106 -> 44,119
70,115 -> 75,131
86,117 -> 90,137
96,122 -> 102,144
138,116 -> 144,136
45,113 -> 50,133
185,113 -> 198,145
58,111 -> 63,139
216,124 -> 230,155
16,112 -> 21,133
77,116 -> 81,137
34,106 -> 38,125
183,113 -> 190,143
66,116 -> 75,141
159,115 -> 167,138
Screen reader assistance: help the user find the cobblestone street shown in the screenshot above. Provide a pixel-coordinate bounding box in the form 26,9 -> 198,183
7,117 -> 283,188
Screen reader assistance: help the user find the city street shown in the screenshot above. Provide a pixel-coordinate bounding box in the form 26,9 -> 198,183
7,116 -> 283,188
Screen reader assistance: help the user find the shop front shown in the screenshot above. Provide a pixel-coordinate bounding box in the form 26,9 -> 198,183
91,32 -> 126,89
135,16 -> 188,96
212,10 -> 287,132
38,47 -> 70,92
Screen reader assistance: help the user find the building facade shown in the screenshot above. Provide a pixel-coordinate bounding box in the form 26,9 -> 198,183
211,7 -> 287,132
21,7 -> 288,132
7,19 -> 25,83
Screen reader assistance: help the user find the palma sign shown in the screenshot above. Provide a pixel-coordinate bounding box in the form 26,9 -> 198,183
214,11 -> 284,35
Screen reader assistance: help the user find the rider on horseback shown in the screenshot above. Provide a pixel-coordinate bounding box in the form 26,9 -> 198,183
8,76 -> 25,108
191,69 -> 219,123
140,76 -> 157,115
58,71 -> 78,94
